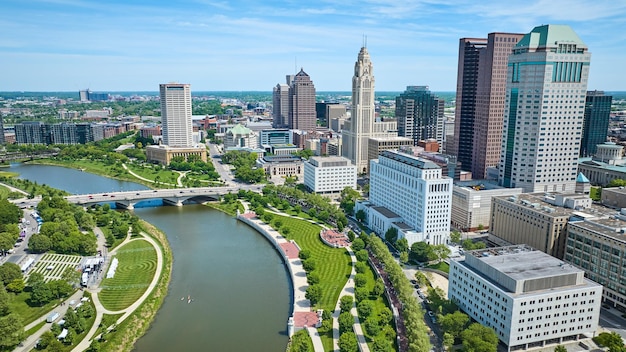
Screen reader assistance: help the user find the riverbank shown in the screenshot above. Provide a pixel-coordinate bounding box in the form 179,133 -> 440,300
89,220 -> 173,352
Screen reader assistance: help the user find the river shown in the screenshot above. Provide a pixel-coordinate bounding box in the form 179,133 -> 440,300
10,163 -> 291,351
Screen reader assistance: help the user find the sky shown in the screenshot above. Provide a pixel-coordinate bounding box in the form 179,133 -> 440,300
1,0 -> 626,92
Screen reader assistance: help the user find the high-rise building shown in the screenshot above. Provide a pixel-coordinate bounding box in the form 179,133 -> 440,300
499,25 -> 591,193
15,122 -> 52,144
272,79 -> 291,128
452,33 -> 523,179
473,33 -> 524,179
288,69 -> 316,132
453,38 -> 487,174
342,46 -> 378,174
396,86 -> 444,146
361,150 -> 452,245
581,91 -> 612,157
159,83 -> 193,147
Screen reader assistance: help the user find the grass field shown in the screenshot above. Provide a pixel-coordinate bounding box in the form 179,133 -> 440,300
427,261 -> 450,273
124,163 -> 179,186
8,290 -> 68,325
29,254 -> 83,282
270,214 -> 351,312
0,184 -> 10,199
99,239 -> 157,311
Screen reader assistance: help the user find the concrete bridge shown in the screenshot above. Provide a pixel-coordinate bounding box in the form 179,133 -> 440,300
64,185 -> 264,209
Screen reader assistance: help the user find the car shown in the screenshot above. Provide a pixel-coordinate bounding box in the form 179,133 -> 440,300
88,196 -> 93,199
431,317 -> 437,324
410,279 -> 417,285
110,195 -> 115,197
428,311 -> 434,317
136,193 -> 140,195
102,194 -> 108,196
153,190 -> 158,192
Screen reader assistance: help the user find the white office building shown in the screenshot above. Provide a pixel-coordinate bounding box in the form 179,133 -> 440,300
449,245 -> 602,351
365,150 -> 452,245
160,83 -> 193,147
499,25 -> 591,193
303,156 -> 356,194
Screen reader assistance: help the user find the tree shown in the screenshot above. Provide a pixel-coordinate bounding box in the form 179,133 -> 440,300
27,234 -> 51,253
439,311 -> 469,340
338,312 -> 355,334
30,281 -> 53,306
351,238 -> 365,252
372,336 -> 393,352
461,323 -> 498,352
355,249 -> 368,262
384,227 -> 398,244
450,231 -> 461,244
0,199 -> 21,232
289,329 -> 313,352
357,300 -> 374,318
399,251 -> 409,264
414,271 -> 428,287
432,244 -> 451,263
395,238 -> 408,253
364,317 -> 381,336
302,259 -> 316,272
371,278 -> 385,297
554,345 -> 567,352
0,285 -> 9,316
355,209 -> 366,223
340,295 -> 354,313
0,263 -> 22,286
594,332 -> 626,351
6,278 -> 25,293
443,332 -> 454,351
338,332 -> 358,352
298,249 -> 311,260
410,242 -> 433,262
305,285 -> 322,306
354,273 -> 367,287
306,272 -> 320,285
0,233 -> 13,255
354,261 -> 367,274
0,313 -> 24,349
378,307 -> 392,325
606,179 -> 626,188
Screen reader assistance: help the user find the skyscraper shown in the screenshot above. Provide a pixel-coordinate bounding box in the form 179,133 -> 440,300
288,69 -> 316,131
272,77 -> 291,128
452,33 -> 523,179
453,38 -> 487,174
499,25 -> 591,193
581,90 -> 612,157
396,86 -> 444,146
160,83 -> 193,147
342,46 -> 376,174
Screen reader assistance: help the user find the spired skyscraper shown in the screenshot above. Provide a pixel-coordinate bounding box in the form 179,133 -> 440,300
288,69 -> 317,131
498,25 -> 591,193
160,83 -> 193,147
452,32 -> 524,179
342,46 -> 376,174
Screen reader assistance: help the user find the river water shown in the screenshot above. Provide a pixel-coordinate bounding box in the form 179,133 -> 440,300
10,163 -> 290,351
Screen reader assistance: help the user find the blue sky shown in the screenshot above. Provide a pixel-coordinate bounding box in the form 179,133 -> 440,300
1,0 -> 625,92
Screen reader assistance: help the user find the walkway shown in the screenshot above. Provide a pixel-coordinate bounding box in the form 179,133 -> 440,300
0,182 -> 29,195
72,229 -> 165,351
174,170 -> 189,187
245,203 -> 370,352
332,248 -> 370,352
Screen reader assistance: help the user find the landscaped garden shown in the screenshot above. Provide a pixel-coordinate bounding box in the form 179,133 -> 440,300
30,254 -> 83,282
99,239 -> 157,311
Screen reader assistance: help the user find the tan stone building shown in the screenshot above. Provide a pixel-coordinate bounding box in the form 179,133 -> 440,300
146,145 -> 207,165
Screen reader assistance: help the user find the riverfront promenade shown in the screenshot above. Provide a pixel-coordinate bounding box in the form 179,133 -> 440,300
238,202 -> 371,352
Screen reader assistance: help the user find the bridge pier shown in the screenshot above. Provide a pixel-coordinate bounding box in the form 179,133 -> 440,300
163,198 -> 184,207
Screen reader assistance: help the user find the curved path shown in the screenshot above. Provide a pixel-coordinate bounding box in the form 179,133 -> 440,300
261,205 -> 370,351
121,163 -> 176,187
72,230 -> 164,351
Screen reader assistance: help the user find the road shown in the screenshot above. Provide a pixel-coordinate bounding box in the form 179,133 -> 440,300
206,142 -> 237,186
599,306 -> 626,340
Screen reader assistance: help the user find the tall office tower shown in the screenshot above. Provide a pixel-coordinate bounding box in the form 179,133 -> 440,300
452,33 -> 523,179
160,83 -> 193,147
472,33 -> 524,179
396,86 -> 444,146
342,46 -> 376,174
580,90 -> 612,156
499,25 -> 591,193
452,38 -> 487,174
272,81 -> 290,128
288,69 -> 316,131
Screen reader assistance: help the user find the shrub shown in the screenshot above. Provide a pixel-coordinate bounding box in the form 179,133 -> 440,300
355,249 -> 369,262
340,295 -> 354,313
357,300 -> 374,318
354,273 -> 367,287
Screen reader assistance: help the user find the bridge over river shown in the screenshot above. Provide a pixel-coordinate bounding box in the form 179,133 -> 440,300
64,185 -> 264,209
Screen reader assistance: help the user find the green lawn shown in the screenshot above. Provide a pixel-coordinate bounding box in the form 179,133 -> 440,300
0,184 -> 10,199
270,215 -> 351,312
124,163 -> 179,186
99,239 -> 157,311
8,290 -> 68,325
427,261 -> 450,273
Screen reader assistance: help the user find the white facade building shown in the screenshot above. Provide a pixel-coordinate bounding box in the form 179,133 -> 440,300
449,245 -> 602,351
160,83 -> 193,147
303,156 -> 356,194
224,124 -> 258,149
367,150 -> 452,245
499,25 -> 591,193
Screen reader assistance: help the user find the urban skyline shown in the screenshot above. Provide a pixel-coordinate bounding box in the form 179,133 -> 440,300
1,0 -> 625,92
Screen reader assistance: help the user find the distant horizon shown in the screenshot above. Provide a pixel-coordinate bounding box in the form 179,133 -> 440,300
2,1 -> 626,91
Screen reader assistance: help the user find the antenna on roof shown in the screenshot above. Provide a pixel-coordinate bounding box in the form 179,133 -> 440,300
363,34 -> 367,48
294,57 -> 297,75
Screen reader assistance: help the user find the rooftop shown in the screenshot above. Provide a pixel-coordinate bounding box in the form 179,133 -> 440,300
371,206 -> 401,219
455,180 -> 509,191
569,217 -> 626,243
380,150 -> 440,170
516,24 -> 587,50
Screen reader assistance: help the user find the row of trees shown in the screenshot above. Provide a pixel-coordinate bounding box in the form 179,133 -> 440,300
37,299 -> 95,350
0,199 -> 22,256
221,150 -> 266,183
367,235 -> 431,351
